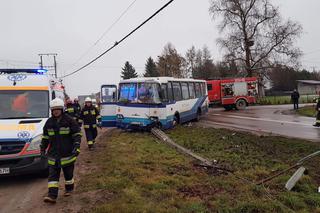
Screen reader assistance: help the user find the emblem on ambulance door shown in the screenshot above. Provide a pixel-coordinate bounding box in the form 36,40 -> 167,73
7,74 -> 27,82
17,131 -> 31,139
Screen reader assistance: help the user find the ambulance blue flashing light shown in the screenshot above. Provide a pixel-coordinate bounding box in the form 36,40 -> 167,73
36,69 -> 48,73
0,69 -> 49,74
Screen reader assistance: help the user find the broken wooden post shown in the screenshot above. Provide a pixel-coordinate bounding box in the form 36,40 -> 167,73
285,167 -> 306,191
151,128 -> 213,167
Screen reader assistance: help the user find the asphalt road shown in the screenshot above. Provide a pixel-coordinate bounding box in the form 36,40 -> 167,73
203,104 -> 320,142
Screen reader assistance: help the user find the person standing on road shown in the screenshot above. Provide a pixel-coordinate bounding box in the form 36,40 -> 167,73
291,89 -> 300,110
79,97 -> 102,150
41,98 -> 82,203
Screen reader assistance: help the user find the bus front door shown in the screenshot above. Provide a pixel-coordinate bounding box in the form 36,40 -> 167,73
100,85 -> 118,127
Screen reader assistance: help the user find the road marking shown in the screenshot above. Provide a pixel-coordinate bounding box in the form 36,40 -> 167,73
211,114 -> 312,127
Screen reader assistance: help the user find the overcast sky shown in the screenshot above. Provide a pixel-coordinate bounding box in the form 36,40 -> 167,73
0,0 -> 319,98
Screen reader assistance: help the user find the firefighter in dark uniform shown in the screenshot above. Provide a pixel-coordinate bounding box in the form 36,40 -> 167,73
74,98 -> 82,126
314,93 -> 320,127
41,98 -> 82,203
65,98 -> 79,121
79,97 -> 101,150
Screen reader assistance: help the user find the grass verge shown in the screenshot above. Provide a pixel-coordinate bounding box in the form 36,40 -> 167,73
257,95 -> 316,105
79,126 -> 320,213
297,106 -> 316,117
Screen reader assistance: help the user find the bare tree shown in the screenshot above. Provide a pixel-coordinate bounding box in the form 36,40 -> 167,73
209,0 -> 303,77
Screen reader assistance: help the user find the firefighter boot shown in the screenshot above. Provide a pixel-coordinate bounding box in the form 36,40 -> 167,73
88,140 -> 94,150
64,191 -> 72,197
44,196 -> 57,204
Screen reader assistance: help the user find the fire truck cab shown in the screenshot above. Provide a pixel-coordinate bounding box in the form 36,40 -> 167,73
207,77 -> 258,110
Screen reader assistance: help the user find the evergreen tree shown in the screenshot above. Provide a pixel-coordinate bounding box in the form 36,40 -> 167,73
121,61 -> 138,80
144,57 -> 159,77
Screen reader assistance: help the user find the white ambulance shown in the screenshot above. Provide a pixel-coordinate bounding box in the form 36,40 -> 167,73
0,69 -> 65,176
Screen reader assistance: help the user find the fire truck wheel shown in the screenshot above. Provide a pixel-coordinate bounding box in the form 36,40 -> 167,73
224,105 -> 233,111
235,99 -> 247,110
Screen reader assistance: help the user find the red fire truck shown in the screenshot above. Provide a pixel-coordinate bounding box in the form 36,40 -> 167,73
207,77 -> 258,110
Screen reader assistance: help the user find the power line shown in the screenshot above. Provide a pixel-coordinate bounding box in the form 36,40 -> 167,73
62,0 -> 175,78
65,0 -> 138,73
94,0 -> 138,46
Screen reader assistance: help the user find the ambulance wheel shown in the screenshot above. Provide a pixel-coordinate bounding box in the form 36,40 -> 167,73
39,168 -> 49,178
235,99 -> 247,110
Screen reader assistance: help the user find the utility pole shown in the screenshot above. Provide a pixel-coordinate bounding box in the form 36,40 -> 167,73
38,53 -> 58,78
39,55 -> 43,69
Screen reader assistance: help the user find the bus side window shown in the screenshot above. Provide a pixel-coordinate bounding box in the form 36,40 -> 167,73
195,83 -> 201,98
181,82 -> 189,100
160,84 -> 168,102
188,82 -> 196,99
172,82 -> 182,101
201,83 -> 207,96
167,82 -> 174,102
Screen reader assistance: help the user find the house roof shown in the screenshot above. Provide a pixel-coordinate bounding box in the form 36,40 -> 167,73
297,80 -> 320,85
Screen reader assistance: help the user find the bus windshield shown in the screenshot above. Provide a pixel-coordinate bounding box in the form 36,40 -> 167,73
119,82 -> 161,104
0,90 -> 49,119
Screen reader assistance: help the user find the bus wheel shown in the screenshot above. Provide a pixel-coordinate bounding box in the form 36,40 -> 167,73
235,99 -> 247,110
195,109 -> 201,122
156,122 -> 163,130
173,114 -> 180,126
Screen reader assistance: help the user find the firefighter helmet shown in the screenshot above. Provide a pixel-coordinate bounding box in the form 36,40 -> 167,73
85,97 -> 92,102
50,98 -> 64,110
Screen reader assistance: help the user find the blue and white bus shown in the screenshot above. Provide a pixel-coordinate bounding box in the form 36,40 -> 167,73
100,77 -> 209,130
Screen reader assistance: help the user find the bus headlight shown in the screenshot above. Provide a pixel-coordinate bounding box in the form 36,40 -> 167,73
117,114 -> 124,119
27,135 -> 42,151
